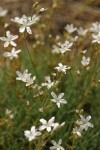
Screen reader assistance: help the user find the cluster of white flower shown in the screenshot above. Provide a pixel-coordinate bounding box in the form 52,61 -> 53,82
55,63 -> 71,74
5,109 -> 14,119
65,24 -> 88,37
41,76 -> 58,89
0,3 -> 96,149
16,69 -> 36,86
58,41 -> 73,54
52,40 -> 73,54
24,117 -> 65,141
0,31 -> 21,60
73,114 -> 93,137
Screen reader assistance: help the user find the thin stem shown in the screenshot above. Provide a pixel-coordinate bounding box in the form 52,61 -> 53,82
23,38 -> 38,79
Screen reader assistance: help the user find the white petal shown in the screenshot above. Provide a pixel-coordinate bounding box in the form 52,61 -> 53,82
39,125 -> 46,131
47,126 -> 51,132
57,102 -> 60,108
31,126 -> 35,132
4,42 -> 9,47
10,41 -> 17,47
58,93 -> 64,99
86,115 -> 91,121
29,136 -> 34,141
51,92 -> 57,99
36,131 -> 41,136
19,26 -> 25,33
60,99 -> 67,104
12,35 -> 18,40
24,130 -> 30,136
58,139 -> 62,145
6,31 -> 10,37
26,27 -> 32,34
50,146 -> 56,150
48,117 -> 55,124
51,140 -> 57,145
0,37 -> 7,41
40,118 -> 47,124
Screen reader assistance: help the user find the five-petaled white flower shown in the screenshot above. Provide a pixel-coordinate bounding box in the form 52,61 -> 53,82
51,92 -> 67,108
58,41 -> 73,54
50,139 -> 65,150
25,76 -> 36,86
0,31 -> 18,47
81,56 -> 90,66
24,126 -> 41,141
41,76 -> 57,89
3,47 -> 21,60
11,14 -> 39,34
92,32 -> 100,44
39,117 -> 56,132
76,115 -> 94,131
65,24 -> 77,33
77,27 -> 88,36
72,127 -> 82,137
55,63 -> 71,74
90,22 -> 100,33
16,69 -> 36,86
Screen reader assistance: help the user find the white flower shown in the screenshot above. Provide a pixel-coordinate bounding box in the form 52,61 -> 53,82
50,139 -> 65,150
5,109 -> 14,119
58,41 -> 73,54
24,126 -> 41,141
11,14 -> 39,34
0,7 -> 8,17
39,8 -> 47,12
0,31 -> 18,47
72,127 -> 82,137
4,23 -> 9,28
51,92 -> 67,108
90,22 -> 100,33
3,47 -> 21,60
39,117 -> 55,132
41,76 -> 56,89
53,122 -> 65,131
65,24 -> 77,33
16,69 -> 36,86
70,36 -> 78,42
77,27 -> 88,36
55,63 -> 71,74
76,115 -> 94,131
9,114 -> 14,119
81,56 -> 90,66
5,109 -> 12,115
25,76 -> 36,86
16,69 -> 31,82
52,45 -> 60,54
92,32 -> 100,44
